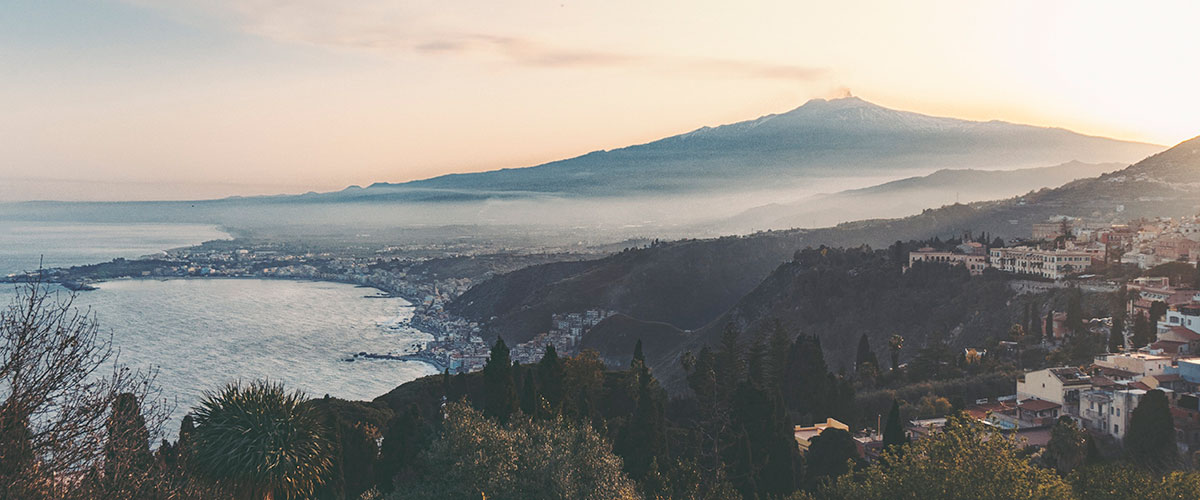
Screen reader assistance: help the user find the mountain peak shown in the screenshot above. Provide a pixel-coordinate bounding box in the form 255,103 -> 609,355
791,95 -> 876,112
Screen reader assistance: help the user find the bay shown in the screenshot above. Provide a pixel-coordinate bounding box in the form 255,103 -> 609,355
0,278 -> 437,434
0,220 -> 230,276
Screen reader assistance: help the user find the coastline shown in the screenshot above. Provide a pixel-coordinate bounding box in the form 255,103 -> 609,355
18,275 -> 450,374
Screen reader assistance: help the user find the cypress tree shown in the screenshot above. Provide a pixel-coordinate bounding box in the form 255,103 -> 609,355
537,344 -> 565,414
1125,389 -> 1177,471
482,337 -> 518,422
1132,313 -> 1153,349
376,405 -> 425,493
520,369 -> 538,416
855,334 -> 879,373
1109,315 -> 1125,352
1045,310 -> 1055,341
1029,303 -> 1043,341
1066,288 -> 1085,335
882,399 -> 907,453
102,393 -> 152,493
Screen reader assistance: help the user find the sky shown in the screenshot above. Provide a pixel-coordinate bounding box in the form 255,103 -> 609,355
2,0 -> 1198,201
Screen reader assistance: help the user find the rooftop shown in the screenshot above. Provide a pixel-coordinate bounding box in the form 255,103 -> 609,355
1018,399 -> 1062,412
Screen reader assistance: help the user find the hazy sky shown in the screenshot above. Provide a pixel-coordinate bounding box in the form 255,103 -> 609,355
2,0 -> 1197,201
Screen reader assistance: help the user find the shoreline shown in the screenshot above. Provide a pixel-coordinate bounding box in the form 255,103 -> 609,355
14,275 -> 450,374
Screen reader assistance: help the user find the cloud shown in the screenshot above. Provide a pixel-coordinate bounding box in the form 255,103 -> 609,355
127,1 -> 826,81
407,33 -> 823,81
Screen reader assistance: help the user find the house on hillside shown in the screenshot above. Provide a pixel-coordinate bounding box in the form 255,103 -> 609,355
1016,367 -> 1091,415
794,418 -> 852,454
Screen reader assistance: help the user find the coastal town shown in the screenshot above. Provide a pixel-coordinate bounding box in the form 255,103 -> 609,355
0,239 -> 619,374
791,214 -> 1200,463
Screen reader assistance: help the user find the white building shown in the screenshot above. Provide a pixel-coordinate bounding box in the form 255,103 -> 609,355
989,246 -> 1094,280
907,248 -> 987,276
1016,367 -> 1092,413
1093,352 -> 1172,378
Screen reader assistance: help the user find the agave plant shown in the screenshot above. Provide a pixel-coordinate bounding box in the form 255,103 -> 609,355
188,380 -> 332,500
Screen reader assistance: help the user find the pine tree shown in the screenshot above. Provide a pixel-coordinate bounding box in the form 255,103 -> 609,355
482,338 -> 518,422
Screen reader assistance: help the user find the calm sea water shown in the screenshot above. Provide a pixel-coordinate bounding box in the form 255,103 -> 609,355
0,222 -> 438,434
0,220 -> 230,276
0,279 -> 437,432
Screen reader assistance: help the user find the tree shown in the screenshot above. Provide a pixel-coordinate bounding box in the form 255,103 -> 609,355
1066,287 -> 1085,335
1131,313 -> 1154,349
0,280 -> 166,499
519,372 -> 539,417
376,405 -> 427,494
537,344 -> 565,414
1149,301 -> 1168,329
100,393 -> 155,497
855,334 -> 879,374
391,402 -> 640,500
805,428 -> 858,489
188,380 -> 333,500
888,334 -> 904,371
1125,389 -> 1177,472
882,399 -> 907,454
1046,309 -> 1055,341
817,414 -> 1073,500
483,338 -> 519,423
1044,416 -> 1087,475
1009,324 -> 1026,370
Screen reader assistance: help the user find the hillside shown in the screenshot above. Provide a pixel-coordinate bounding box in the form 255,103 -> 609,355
722,161 -> 1122,231
452,136 -> 1200,392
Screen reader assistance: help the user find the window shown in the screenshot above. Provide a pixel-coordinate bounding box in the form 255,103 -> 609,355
1114,424 -> 1119,433
1117,408 -> 1121,417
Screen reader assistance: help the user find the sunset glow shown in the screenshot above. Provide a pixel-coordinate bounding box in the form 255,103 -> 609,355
2,0 -> 1197,200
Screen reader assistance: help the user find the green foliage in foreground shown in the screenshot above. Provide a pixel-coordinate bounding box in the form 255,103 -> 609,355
388,401 -> 640,500
811,414 -> 1073,500
189,380 -> 333,500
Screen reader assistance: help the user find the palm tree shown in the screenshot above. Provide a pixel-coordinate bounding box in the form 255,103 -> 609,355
188,380 -> 332,500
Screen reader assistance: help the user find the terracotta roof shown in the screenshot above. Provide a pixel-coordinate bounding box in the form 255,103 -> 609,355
1166,326 -> 1200,342
1091,366 -> 1139,380
1090,375 -> 1119,389
1129,381 -> 1153,391
1154,373 -> 1184,383
1018,399 -> 1062,412
1148,340 -> 1187,354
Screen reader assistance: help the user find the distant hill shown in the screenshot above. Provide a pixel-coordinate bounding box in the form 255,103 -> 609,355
0,97 -> 1161,238
721,160 -> 1123,231
451,135 -> 1200,393
338,97 -> 1159,199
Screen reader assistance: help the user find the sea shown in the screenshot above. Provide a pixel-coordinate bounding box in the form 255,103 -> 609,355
0,221 -> 438,432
